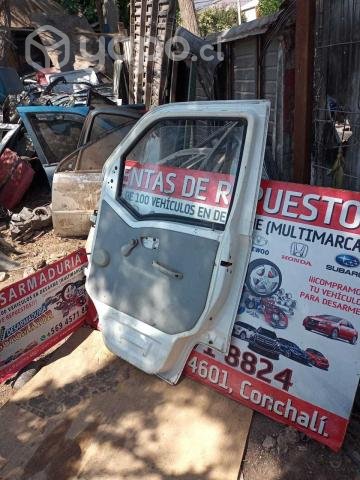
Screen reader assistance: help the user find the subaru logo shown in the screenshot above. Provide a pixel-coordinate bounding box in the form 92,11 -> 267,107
335,254 -> 360,268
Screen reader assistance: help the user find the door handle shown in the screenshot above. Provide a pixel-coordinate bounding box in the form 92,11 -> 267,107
121,239 -> 138,257
152,261 -> 183,279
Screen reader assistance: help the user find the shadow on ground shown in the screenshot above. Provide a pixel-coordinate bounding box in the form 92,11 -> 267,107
0,328 -> 252,480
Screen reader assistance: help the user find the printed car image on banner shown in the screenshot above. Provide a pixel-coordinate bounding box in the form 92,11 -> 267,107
185,180 -> 360,451
0,249 -> 94,383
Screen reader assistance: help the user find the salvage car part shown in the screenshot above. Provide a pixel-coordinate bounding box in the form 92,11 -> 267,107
0,124 -> 21,156
0,149 -> 34,210
52,107 -> 144,237
18,105 -> 143,185
17,106 -> 89,184
52,125 -> 138,237
86,100 -> 270,384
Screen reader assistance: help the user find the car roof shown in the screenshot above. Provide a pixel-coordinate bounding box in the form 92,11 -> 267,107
279,338 -> 296,345
258,327 -> 277,336
236,321 -> 256,329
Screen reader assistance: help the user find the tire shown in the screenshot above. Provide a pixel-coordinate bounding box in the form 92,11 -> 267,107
284,350 -> 291,358
305,326 -> 311,331
245,259 -> 282,298
330,329 -> 339,340
240,331 -> 247,340
350,336 -> 358,345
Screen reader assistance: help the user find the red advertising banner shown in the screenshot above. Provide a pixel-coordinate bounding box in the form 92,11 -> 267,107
185,180 -> 360,451
0,249 -> 95,383
122,160 -> 235,224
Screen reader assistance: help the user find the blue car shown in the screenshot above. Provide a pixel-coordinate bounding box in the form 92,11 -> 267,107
278,338 -> 311,366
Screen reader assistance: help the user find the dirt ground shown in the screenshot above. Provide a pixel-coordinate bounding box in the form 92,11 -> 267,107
243,412 -> 360,480
1,362 -> 359,480
0,183 -> 86,288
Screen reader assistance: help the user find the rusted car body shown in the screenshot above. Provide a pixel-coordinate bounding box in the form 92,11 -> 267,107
52,111 -> 142,236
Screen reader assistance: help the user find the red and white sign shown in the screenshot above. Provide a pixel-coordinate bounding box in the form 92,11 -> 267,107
185,180 -> 360,451
122,160 -> 235,224
0,249 -> 96,383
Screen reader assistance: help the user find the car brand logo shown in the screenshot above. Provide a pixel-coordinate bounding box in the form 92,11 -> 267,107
335,254 -> 360,268
253,234 -> 268,247
290,242 -> 308,258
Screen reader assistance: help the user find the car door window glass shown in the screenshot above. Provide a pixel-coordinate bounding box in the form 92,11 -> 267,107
28,113 -> 84,165
89,113 -> 136,142
119,118 -> 247,227
77,124 -> 135,171
56,151 -> 78,172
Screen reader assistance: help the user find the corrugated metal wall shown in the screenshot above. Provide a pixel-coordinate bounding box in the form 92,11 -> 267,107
230,37 -> 287,179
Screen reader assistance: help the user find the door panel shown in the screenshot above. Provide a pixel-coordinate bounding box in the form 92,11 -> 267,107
17,106 -> 89,166
86,100 -> 270,384
91,201 -> 219,334
52,171 -> 102,237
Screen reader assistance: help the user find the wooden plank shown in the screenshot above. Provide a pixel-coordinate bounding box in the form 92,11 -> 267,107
293,0 -> 315,183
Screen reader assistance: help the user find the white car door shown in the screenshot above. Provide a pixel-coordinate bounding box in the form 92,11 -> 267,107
86,100 -> 270,384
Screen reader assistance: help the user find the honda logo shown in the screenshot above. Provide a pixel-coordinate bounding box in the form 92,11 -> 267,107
290,242 -> 308,258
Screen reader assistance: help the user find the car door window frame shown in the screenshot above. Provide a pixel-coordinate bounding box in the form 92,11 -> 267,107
116,116 -> 248,231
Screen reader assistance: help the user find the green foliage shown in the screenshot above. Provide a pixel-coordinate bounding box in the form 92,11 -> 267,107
56,0 -> 129,26
198,7 -> 245,36
56,0 -> 98,23
257,0 -> 282,17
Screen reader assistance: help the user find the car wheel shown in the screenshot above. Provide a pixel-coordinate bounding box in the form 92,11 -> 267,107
330,329 -> 339,340
240,331 -> 247,340
350,336 -> 358,345
285,351 -> 291,358
305,326 -> 311,331
245,259 -> 282,298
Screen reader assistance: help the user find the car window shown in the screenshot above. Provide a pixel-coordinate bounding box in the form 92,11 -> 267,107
322,315 -> 340,322
28,113 -> 84,164
77,125 -> 135,171
56,150 -> 78,172
119,118 -> 247,228
258,328 -> 277,338
89,114 -> 137,142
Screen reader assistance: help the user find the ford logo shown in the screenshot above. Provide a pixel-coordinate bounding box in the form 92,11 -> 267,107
335,254 -> 360,268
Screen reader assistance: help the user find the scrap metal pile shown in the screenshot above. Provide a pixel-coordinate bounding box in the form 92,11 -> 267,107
0,63 -> 146,242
